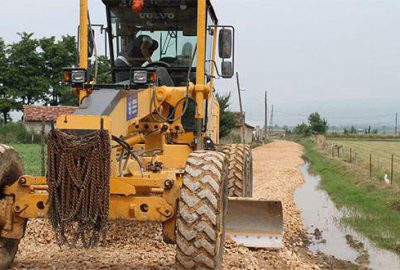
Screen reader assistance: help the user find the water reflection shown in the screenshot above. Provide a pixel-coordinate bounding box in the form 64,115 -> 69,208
295,163 -> 400,270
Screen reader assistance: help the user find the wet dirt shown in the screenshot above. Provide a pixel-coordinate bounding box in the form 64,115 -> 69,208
295,162 -> 400,270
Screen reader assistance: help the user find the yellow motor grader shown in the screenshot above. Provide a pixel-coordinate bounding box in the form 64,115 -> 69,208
0,0 -> 283,269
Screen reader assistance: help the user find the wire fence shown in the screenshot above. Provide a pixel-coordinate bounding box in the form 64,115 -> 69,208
322,143 -> 400,185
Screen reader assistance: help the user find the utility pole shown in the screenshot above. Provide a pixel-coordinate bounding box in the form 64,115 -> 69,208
395,112 -> 398,136
269,105 -> 274,133
236,72 -> 243,115
264,91 -> 268,139
236,72 -> 245,143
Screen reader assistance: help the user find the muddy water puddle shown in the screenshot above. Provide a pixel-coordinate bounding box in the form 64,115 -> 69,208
295,162 -> 400,270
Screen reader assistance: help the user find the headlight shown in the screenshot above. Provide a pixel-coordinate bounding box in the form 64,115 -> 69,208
133,70 -> 147,84
71,70 -> 87,83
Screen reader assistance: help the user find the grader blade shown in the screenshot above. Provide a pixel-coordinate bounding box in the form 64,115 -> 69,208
226,198 -> 283,249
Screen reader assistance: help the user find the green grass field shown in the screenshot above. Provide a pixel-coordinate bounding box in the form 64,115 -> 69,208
303,140 -> 400,254
327,139 -> 400,184
11,144 -> 45,176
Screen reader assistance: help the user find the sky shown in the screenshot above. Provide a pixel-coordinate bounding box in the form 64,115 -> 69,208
1,0 -> 400,127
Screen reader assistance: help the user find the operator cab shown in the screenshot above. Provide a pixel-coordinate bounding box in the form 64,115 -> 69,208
64,0 -> 234,89
103,0 -> 209,86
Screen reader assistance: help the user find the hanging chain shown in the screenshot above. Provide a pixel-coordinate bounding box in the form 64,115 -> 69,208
47,129 -> 111,248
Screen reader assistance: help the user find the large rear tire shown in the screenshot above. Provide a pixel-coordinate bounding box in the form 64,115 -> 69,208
176,151 -> 227,270
222,144 -> 253,197
0,144 -> 25,270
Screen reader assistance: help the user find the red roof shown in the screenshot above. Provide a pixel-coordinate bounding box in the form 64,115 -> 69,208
23,105 -> 77,122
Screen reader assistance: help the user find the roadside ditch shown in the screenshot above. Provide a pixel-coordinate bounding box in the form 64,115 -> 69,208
296,161 -> 400,270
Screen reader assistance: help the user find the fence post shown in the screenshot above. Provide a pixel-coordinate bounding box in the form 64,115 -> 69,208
331,146 -> 334,157
350,148 -> 352,163
369,153 -> 372,178
391,154 -> 394,185
337,147 -> 340,158
41,122 -> 45,176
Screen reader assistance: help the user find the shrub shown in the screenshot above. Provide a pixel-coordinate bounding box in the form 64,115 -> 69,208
220,133 -> 242,144
0,122 -> 41,144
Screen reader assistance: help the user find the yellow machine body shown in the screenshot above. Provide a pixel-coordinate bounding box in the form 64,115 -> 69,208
0,0 -> 283,250
1,0 -> 222,243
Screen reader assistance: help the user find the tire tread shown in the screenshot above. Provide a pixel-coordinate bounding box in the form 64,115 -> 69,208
176,151 -> 226,270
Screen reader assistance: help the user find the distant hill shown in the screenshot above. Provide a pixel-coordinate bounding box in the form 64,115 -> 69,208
247,98 -> 400,128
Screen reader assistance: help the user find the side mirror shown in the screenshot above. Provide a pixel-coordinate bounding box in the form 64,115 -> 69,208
218,29 -> 232,59
221,61 -> 233,78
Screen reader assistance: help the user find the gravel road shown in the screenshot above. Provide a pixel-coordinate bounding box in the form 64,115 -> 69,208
12,141 -> 353,269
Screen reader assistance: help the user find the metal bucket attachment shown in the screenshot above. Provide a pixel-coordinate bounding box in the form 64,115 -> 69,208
226,197 -> 283,249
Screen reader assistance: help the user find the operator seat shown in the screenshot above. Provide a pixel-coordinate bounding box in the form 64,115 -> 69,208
155,67 -> 174,87
182,42 -> 193,58
175,42 -> 193,67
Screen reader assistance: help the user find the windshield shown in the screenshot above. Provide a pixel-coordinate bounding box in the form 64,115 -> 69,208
109,2 -> 197,69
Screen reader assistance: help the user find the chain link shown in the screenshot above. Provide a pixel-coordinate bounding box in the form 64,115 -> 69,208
47,129 -> 111,248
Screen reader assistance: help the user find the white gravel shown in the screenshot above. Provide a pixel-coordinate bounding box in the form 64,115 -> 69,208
12,141 -> 349,269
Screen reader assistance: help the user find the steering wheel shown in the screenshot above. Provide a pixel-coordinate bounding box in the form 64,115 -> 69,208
144,61 -> 171,68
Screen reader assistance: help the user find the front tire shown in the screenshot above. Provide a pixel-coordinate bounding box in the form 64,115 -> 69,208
175,151 -> 227,270
0,145 -> 26,270
222,144 -> 253,197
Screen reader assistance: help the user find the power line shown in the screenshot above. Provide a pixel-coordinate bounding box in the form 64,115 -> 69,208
269,104 -> 274,132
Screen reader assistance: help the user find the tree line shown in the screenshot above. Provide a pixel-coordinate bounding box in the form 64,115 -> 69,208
0,33 -> 111,123
343,125 -> 378,135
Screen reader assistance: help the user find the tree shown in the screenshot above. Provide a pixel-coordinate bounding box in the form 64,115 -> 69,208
216,92 -> 235,139
96,55 -> 112,84
0,34 -> 88,120
293,112 -> 328,137
0,38 -> 13,122
308,112 -> 328,134
293,122 -> 311,136
6,33 -> 48,107
350,126 -> 357,134
39,35 -> 78,106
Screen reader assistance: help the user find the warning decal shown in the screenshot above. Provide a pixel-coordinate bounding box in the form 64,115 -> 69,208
126,92 -> 138,120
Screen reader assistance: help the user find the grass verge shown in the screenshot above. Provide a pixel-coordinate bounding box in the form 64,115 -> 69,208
302,140 -> 400,254
11,144 -> 45,176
